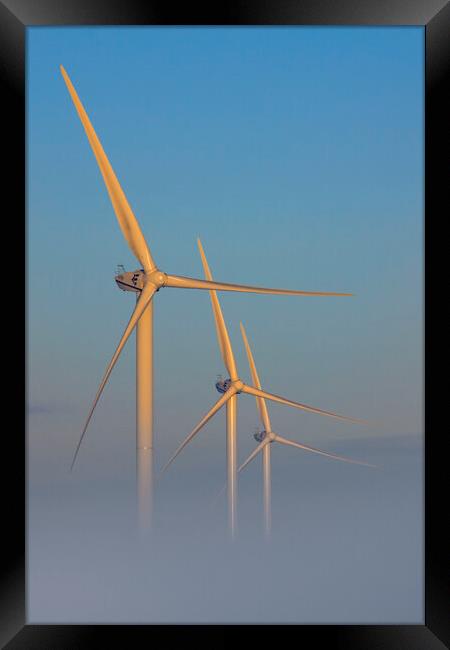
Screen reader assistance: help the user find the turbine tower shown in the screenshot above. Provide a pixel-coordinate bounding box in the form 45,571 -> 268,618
238,322 -> 375,537
60,66 -> 353,528
162,240 -> 367,539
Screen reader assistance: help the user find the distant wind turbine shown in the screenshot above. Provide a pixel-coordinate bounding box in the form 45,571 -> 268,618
237,322 -> 376,537
60,65 -> 353,528
161,240 -> 367,538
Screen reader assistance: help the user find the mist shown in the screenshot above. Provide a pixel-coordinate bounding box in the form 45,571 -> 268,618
27,431 -> 423,624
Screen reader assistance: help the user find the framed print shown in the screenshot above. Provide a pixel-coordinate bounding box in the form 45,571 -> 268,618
1,0 -> 448,647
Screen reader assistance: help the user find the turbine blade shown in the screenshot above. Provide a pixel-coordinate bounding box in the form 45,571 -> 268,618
197,239 -> 238,381
239,322 -> 272,432
60,65 -> 156,272
70,282 -> 156,470
213,439 -> 269,505
160,388 -> 236,474
241,384 -> 368,425
213,484 -> 227,504
238,440 -> 269,473
274,435 -> 376,468
164,274 -> 353,297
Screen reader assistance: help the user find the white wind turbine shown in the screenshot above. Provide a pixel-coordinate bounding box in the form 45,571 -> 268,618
60,66 -> 353,528
237,322 -> 376,537
161,240 -> 368,538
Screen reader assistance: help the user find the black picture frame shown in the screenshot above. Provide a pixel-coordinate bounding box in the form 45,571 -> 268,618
2,1 -> 447,647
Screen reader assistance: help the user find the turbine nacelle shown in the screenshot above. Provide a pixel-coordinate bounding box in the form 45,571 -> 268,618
253,430 -> 276,443
215,377 -> 232,394
115,268 -> 168,293
254,429 -> 266,442
115,269 -> 145,293
215,377 -> 244,394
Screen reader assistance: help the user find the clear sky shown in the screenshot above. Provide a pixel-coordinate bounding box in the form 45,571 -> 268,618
27,26 -> 424,623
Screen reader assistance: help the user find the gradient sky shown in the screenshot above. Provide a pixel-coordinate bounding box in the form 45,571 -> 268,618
27,27 -> 424,623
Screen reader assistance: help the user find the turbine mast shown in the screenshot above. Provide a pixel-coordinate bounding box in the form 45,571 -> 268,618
226,395 -> 238,540
136,296 -> 154,531
262,442 -> 271,538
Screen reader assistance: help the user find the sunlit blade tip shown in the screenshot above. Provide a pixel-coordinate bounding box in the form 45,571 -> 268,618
69,283 -> 156,471
160,388 -> 235,475
60,66 -> 155,272
165,274 -> 352,297
242,384 -> 368,425
275,435 -> 376,468
212,483 -> 227,506
196,243 -> 239,381
197,238 -> 205,259
238,440 -> 268,473
239,325 -> 272,432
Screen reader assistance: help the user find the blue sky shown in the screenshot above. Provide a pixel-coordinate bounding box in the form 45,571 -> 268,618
27,27 -> 424,623
28,27 -> 423,453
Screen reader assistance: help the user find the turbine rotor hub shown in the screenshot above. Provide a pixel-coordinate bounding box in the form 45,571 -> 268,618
232,379 -> 244,393
147,269 -> 167,288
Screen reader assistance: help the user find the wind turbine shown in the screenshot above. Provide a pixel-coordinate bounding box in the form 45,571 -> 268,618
162,240 -> 367,539
237,322 -> 375,537
60,66 -> 353,528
